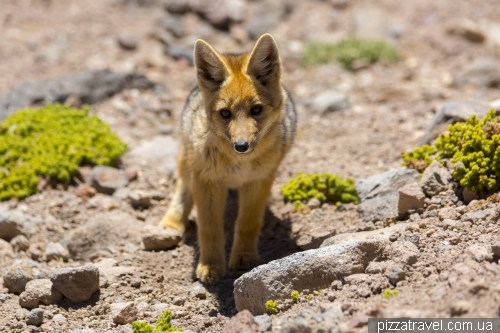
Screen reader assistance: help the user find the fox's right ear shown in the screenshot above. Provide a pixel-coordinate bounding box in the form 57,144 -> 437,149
194,40 -> 228,92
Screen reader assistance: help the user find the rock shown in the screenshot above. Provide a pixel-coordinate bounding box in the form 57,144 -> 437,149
462,188 -> 479,204
71,330 -> 97,333
278,318 -> 312,333
188,282 -> 207,300
128,190 -> 165,208
245,0 -> 288,40
65,211 -> 142,260
295,227 -> 336,251
222,310 -> 259,333
3,260 -> 33,294
420,161 -> 451,197
391,241 -> 419,265
26,308 -> 44,326
455,58 -> 500,88
356,168 -> 419,222
16,307 -> 29,320
308,91 -> 349,115
93,259 -> 136,288
419,100 -> 491,145
116,32 -> 138,50
164,0 -> 189,14
125,135 -> 179,174
254,314 -> 272,332
492,242 -> 500,257
461,209 -> 494,223
487,207 -> 500,223
75,184 -> 97,201
348,313 -> 369,328
10,235 -> 29,252
0,70 -> 155,121
19,289 -> 39,309
87,195 -> 120,211
50,265 -> 99,303
450,300 -> 471,316
190,0 -> 245,30
234,225 -> 403,315
45,242 -> 70,262
398,183 -> 425,215
0,239 -> 15,273
165,45 -> 195,65
91,166 -> 129,195
306,197 -> 321,209
344,273 -> 370,285
0,208 -> 33,241
142,225 -> 182,251
159,15 -> 185,38
321,223 -> 406,247
438,207 -> 459,220
53,314 -> 67,325
387,266 -> 406,285
467,244 -> 492,262
110,302 -> 138,324
447,19 -> 486,43
25,279 -> 63,305
77,166 -> 94,184
365,261 -> 392,274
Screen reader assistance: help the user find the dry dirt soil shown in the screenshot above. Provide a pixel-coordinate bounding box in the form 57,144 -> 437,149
1,0 -> 500,332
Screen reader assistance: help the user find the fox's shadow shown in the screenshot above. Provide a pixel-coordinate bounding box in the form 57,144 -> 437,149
183,189 -> 296,317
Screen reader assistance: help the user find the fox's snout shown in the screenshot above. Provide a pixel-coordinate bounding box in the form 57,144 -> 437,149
234,140 -> 250,153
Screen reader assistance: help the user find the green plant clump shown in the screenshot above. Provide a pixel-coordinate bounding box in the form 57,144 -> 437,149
302,38 -> 398,70
265,300 -> 279,315
291,290 -> 300,304
281,172 -> 358,206
132,310 -> 182,333
404,109 -> 500,192
383,289 -> 400,299
402,145 -> 438,173
0,104 -> 127,201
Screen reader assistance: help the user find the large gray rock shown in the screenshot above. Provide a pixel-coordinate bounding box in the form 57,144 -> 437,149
420,161 -> 452,197
398,183 -> 425,215
26,308 -> 44,326
19,289 -> 39,309
3,260 -> 33,294
25,279 -> 63,305
125,136 -> 179,174
356,168 -> 419,222
419,100 -> 491,145
50,265 -> 99,303
234,224 -> 405,315
64,211 -> 142,260
0,208 -> 34,241
0,70 -> 154,121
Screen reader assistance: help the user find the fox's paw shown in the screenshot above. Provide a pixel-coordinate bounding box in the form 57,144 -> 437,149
196,262 -> 226,285
228,251 -> 259,271
158,215 -> 185,234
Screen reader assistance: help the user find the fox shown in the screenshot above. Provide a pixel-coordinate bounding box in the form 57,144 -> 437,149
159,33 -> 297,285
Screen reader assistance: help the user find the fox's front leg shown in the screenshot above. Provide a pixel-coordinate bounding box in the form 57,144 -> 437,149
229,176 -> 274,270
159,148 -> 193,233
193,177 -> 227,285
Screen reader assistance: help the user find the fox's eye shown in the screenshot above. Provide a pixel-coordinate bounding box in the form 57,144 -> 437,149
220,109 -> 231,119
251,105 -> 262,115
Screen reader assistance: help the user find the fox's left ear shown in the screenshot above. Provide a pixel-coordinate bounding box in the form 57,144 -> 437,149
246,34 -> 282,88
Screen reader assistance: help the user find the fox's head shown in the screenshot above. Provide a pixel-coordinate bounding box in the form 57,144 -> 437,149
194,34 -> 285,155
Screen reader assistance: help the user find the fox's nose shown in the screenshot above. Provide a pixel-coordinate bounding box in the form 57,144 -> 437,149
234,141 -> 249,153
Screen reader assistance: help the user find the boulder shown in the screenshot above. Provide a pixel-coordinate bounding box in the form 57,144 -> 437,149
25,279 -> 63,305
0,208 -> 33,241
50,265 -> 99,303
142,225 -> 182,251
3,260 -> 33,294
398,183 -> 425,215
420,161 -> 452,197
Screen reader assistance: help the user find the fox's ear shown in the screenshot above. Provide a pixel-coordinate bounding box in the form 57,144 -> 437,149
194,39 -> 229,92
246,34 -> 281,87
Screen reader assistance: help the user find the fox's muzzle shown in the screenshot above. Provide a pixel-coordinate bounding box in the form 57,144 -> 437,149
234,141 -> 250,153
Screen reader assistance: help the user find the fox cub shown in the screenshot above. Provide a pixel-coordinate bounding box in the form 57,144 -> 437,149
159,34 -> 296,284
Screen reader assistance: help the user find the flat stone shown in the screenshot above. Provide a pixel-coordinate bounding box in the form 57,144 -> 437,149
45,242 -> 70,262
467,244 -> 492,262
110,302 -> 138,324
50,265 -> 99,303
438,207 -> 460,220
391,241 -> 419,265
420,161 -> 451,197
0,208 -> 33,241
3,260 -> 33,294
91,166 -> 129,195
25,279 -> 63,305
128,190 -> 165,208
142,225 -> 182,251
222,309 -> 259,333
308,91 -> 349,115
387,266 -> 405,285
10,235 -> 29,252
26,308 -> 44,326
188,282 -> 208,300
19,289 -> 39,309
64,211 -> 142,261
462,209 -> 495,223
419,100 -> 492,145
295,227 -> 336,251
116,32 -> 138,50
234,225 -> 405,315
365,261 -> 393,274
398,183 -> 425,215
